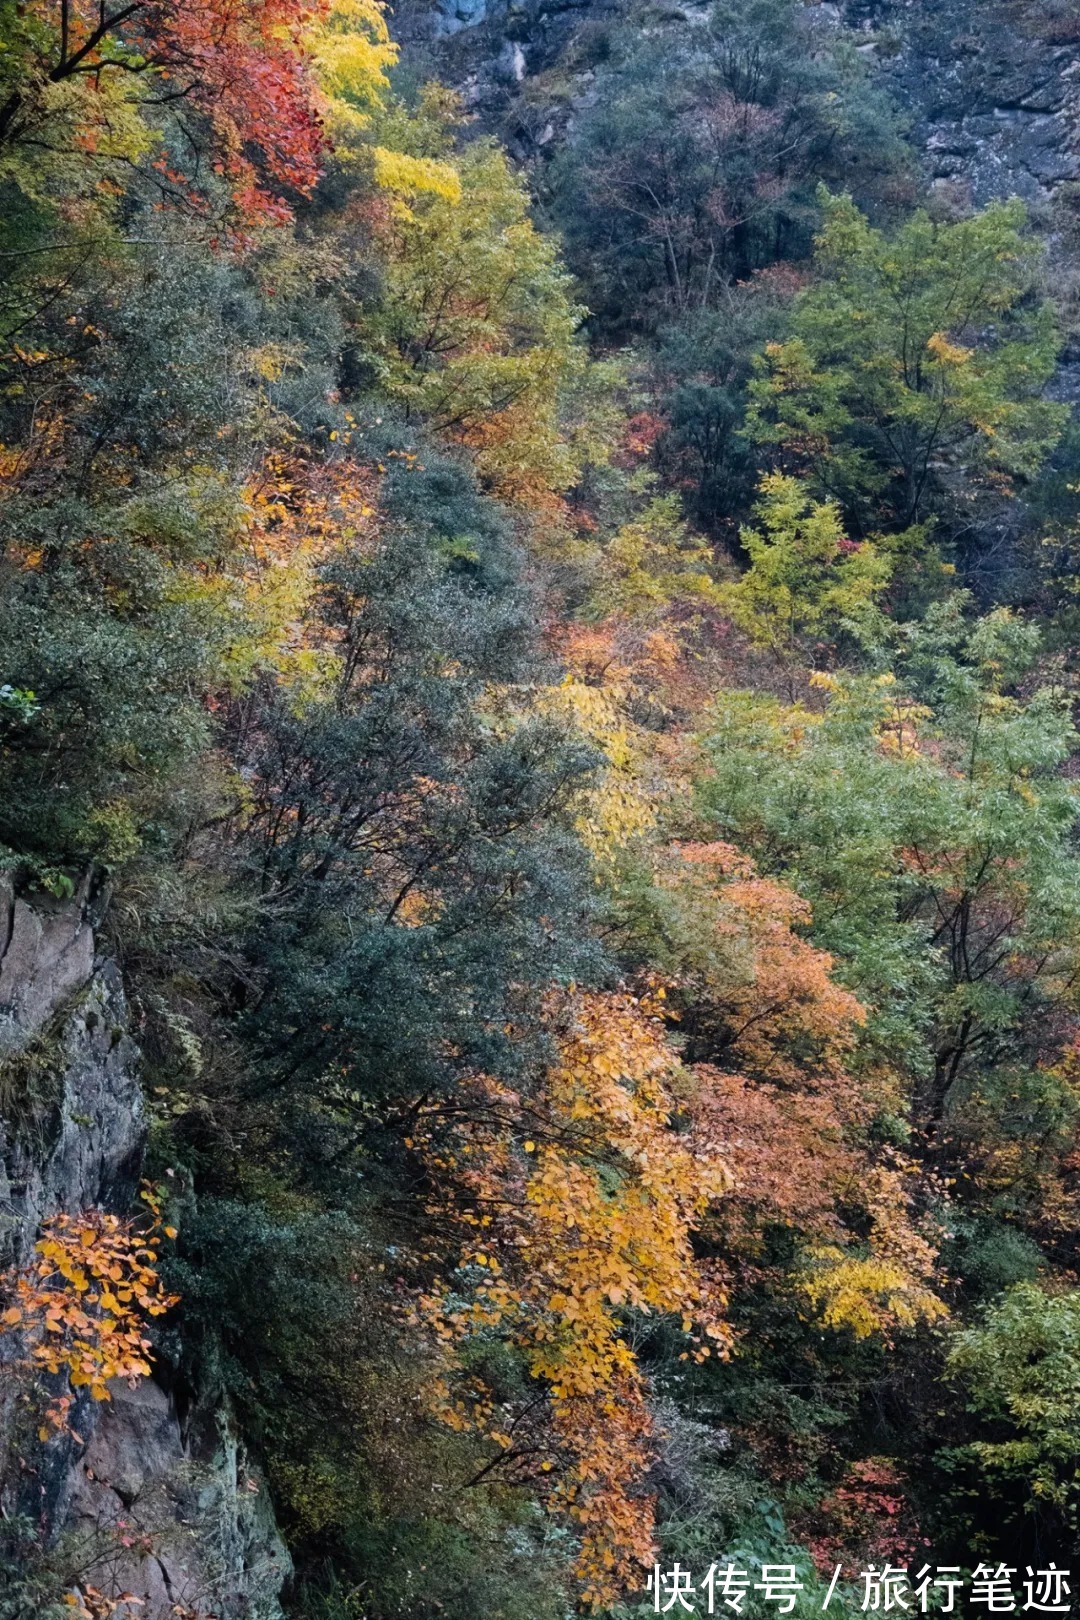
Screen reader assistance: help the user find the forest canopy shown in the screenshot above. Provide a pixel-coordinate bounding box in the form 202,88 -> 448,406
2,0 -> 1080,1615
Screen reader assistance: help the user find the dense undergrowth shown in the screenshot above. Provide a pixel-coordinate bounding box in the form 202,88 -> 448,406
3,0 -> 1080,1613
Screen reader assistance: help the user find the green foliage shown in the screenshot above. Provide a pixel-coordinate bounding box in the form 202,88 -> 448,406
6,0 -> 1080,1607
650,287 -> 791,531
171,1200 -> 575,1620
544,0 -> 912,539
0,685 -> 38,724
549,0 -> 909,332
942,1215 -> 1043,1300
0,1518 -> 93,1620
366,131 -> 589,499
748,192 -> 1067,532
0,77 -> 607,1606
946,1283 -> 1080,1523
697,605 -> 1080,1117
0,1004 -> 69,1135
721,473 -> 891,672
0,258 -> 243,865
236,482 -> 601,1130
589,493 -> 720,620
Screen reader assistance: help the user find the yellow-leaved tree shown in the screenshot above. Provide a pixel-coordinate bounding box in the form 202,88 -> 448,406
412,988 -> 731,1606
365,127 -> 589,502
0,1188 -> 177,1434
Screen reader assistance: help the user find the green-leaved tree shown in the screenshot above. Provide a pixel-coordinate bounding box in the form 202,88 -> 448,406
722,472 -> 891,678
748,191 -> 1066,532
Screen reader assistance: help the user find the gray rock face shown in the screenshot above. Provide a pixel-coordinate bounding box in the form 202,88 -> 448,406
393,0 -> 621,131
496,37 -> 528,80
434,0 -> 488,38
0,874 -> 96,1056
0,884 -> 289,1620
404,0 -> 1080,202
0,959 -> 145,1274
70,1381 -> 292,1620
844,0 -> 1080,205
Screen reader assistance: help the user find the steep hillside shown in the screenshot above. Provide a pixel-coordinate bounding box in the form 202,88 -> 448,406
4,0 -> 1080,1615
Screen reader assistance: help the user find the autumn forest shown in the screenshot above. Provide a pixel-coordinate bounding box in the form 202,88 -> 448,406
2,0 -> 1080,1613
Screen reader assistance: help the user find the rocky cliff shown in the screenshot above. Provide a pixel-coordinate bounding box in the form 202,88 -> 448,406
851,0 -> 1080,208
0,881 -> 289,1620
394,0 -> 1080,211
